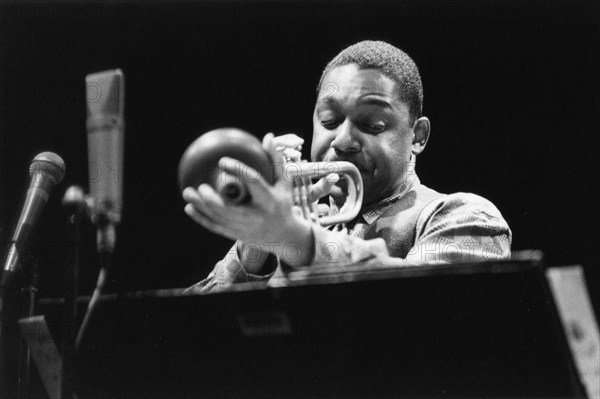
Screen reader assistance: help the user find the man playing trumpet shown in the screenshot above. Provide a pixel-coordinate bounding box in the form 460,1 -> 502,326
182,40 -> 511,293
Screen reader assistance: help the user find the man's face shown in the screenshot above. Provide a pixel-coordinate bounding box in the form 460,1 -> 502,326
311,64 -> 416,207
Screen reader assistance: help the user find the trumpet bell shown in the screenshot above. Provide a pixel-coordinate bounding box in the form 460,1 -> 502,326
178,128 -> 275,204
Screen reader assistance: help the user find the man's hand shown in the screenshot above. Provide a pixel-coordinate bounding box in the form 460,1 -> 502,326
183,133 -> 321,271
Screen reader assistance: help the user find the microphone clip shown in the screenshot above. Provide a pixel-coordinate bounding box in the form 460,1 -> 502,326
85,197 -> 119,254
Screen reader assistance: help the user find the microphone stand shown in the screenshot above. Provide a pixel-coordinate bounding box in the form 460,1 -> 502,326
17,266 -> 37,399
0,240 -> 38,399
61,186 -> 86,399
75,206 -> 116,351
0,269 -> 32,399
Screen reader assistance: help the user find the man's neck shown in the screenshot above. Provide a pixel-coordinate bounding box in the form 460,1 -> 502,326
328,172 -> 420,222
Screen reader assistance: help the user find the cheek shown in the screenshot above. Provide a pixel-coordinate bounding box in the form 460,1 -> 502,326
310,130 -> 331,161
368,136 -> 411,172
363,138 -> 391,165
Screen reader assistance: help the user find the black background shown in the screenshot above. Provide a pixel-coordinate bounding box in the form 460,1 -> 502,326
1,1 -> 598,311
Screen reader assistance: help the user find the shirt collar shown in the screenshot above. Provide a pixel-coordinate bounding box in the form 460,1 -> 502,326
359,172 -> 420,225
328,172 -> 420,226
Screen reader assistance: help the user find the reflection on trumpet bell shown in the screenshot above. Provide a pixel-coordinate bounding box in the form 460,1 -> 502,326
178,127 -> 363,226
178,127 -> 276,193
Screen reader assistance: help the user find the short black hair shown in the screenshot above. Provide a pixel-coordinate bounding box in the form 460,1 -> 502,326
317,40 -> 423,124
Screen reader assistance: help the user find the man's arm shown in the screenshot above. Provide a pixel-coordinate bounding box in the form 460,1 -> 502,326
183,241 -> 277,294
184,193 -> 511,294
282,192 -> 511,269
184,225 -> 391,294
182,133 -> 322,294
405,193 -> 512,264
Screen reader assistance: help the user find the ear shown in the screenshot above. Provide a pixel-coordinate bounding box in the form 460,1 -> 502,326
411,117 -> 430,156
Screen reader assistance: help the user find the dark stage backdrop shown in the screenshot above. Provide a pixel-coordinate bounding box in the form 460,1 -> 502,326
1,1 -> 598,309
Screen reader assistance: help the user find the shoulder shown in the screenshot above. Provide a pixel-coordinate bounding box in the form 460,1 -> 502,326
424,192 -> 504,217
416,191 -> 511,239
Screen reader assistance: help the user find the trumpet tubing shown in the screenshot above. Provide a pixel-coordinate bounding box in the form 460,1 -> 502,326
281,161 -> 363,226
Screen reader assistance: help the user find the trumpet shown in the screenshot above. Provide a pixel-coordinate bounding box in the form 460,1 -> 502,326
178,128 -> 363,226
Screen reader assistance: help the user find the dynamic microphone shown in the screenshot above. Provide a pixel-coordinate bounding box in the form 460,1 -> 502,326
86,69 -> 124,253
2,152 -> 66,286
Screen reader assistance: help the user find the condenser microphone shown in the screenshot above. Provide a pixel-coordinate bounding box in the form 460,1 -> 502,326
2,152 -> 66,286
86,69 -> 124,253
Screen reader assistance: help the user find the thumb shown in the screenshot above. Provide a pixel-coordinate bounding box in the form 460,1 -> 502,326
262,133 -> 284,181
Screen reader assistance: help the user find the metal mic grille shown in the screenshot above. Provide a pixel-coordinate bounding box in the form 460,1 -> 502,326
30,152 -> 66,185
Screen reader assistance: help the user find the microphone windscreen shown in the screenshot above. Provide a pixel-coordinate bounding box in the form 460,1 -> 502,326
86,69 -> 124,129
30,152 -> 66,184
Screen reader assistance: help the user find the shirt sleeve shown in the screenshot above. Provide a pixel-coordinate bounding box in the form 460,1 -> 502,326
309,225 -> 390,266
185,225 -> 391,295
405,193 -> 512,264
183,241 -> 277,295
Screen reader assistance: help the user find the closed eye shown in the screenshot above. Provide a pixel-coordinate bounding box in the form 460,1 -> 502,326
359,121 -> 385,134
321,119 -> 340,130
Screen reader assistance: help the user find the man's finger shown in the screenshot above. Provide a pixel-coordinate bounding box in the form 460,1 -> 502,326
218,157 -> 278,204
184,184 -> 231,224
316,203 -> 330,217
309,173 -> 340,202
262,133 -> 283,181
197,183 -> 226,209
272,133 -> 304,150
182,186 -> 201,204
183,186 -> 210,214
218,157 -> 264,183
184,203 -> 233,239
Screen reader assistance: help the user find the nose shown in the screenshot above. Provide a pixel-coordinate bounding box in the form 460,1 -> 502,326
331,120 -> 361,154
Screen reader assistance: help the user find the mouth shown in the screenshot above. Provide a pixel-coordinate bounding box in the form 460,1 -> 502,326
333,164 -> 369,195
322,157 -> 368,174
319,155 -> 370,194
332,170 -> 368,196
329,180 -> 347,205
335,176 -> 349,192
